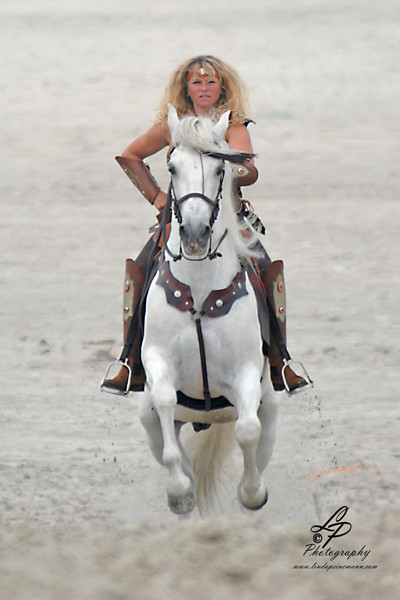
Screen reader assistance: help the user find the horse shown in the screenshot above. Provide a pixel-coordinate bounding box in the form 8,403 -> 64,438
138,105 -> 280,515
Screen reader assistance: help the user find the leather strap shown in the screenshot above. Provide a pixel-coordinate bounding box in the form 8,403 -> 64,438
194,317 -> 211,411
156,257 -> 248,317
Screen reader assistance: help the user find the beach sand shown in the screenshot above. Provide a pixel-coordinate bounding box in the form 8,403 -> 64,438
1,0 -> 399,597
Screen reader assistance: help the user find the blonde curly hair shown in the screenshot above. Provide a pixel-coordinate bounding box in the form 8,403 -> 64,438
155,55 -> 252,126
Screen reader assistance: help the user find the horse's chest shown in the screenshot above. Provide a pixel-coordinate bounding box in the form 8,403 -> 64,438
174,299 -> 261,374
144,265 -> 264,396
178,316 -> 233,358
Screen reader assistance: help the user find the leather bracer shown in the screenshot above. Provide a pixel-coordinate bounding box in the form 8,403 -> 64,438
115,156 -> 160,205
231,162 -> 258,187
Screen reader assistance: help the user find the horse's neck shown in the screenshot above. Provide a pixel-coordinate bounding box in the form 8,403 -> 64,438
168,224 -> 241,307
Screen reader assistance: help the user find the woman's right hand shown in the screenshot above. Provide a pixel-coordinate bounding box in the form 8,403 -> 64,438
154,190 -> 167,213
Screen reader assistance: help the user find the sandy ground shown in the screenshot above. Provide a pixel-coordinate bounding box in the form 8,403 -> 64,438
1,0 -> 399,598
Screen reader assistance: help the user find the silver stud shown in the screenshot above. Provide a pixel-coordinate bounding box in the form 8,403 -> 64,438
174,290 -> 181,298
216,299 -> 223,307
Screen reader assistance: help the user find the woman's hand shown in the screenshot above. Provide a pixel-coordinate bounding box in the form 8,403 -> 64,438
154,190 -> 167,212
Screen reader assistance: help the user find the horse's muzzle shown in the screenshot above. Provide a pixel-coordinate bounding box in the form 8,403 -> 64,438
180,224 -> 211,256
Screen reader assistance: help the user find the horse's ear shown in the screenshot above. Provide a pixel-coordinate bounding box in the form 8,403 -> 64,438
213,110 -> 230,142
167,104 -> 179,139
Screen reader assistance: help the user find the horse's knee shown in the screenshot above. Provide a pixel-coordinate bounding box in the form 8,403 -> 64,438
151,381 -> 177,412
235,415 -> 261,446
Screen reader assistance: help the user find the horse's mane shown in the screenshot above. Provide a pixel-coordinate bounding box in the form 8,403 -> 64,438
171,115 -> 262,262
172,115 -> 255,163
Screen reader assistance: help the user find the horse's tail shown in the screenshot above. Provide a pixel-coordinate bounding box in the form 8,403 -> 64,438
183,422 -> 236,516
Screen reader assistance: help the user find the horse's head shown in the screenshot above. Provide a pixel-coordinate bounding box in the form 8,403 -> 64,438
166,105 -> 256,262
167,106 -> 229,259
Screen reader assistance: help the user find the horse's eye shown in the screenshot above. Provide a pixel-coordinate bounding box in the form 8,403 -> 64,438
168,164 -> 176,175
216,165 -> 224,176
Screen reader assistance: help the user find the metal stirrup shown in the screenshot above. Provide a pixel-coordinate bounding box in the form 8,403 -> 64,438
100,359 -> 132,396
281,358 -> 314,396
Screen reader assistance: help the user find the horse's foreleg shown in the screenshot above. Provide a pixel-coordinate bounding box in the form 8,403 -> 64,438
256,377 -> 280,474
138,391 -> 165,465
139,394 -> 195,485
233,369 -> 269,510
149,378 -> 196,515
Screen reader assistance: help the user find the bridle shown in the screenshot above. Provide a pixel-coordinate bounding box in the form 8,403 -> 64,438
162,149 -> 228,262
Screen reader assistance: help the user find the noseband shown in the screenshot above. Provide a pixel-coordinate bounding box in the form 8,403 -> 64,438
163,151 -> 228,262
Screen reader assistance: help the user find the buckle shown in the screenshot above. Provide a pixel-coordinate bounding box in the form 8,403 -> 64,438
281,359 -> 314,396
100,360 -> 132,396
241,199 -> 254,214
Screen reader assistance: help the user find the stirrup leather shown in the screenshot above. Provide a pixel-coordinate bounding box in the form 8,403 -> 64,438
281,358 -> 314,396
100,359 -> 132,396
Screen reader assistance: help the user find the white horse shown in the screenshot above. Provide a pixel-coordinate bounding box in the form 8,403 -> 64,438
138,105 -> 280,515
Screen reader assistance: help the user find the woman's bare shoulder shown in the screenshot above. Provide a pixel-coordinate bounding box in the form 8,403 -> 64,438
226,123 -> 254,153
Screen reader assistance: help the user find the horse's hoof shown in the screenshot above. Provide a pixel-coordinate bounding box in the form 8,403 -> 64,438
168,490 -> 197,515
239,486 -> 268,511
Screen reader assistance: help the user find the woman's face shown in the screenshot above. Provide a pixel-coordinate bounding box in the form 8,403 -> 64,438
186,69 -> 222,116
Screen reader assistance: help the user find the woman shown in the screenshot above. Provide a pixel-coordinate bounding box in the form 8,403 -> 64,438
102,55 -> 309,395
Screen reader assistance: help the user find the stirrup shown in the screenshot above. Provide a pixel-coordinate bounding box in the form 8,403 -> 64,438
282,358 -> 314,396
100,359 -> 132,396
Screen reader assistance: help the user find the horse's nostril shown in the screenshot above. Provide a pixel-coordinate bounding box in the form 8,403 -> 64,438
179,225 -> 189,245
199,226 -> 211,245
